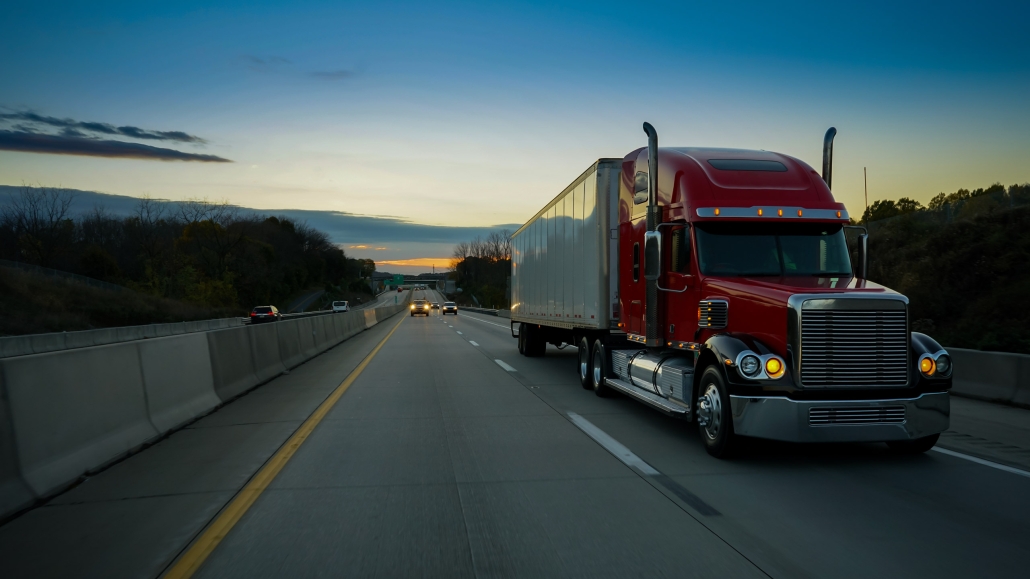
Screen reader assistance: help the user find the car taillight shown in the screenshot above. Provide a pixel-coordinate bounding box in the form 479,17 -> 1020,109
250,312 -> 256,316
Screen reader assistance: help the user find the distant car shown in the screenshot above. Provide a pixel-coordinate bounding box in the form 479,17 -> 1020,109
431,302 -> 440,309
250,305 -> 282,323
397,287 -> 403,292
410,300 -> 430,316
442,302 -> 457,315
331,300 -> 350,313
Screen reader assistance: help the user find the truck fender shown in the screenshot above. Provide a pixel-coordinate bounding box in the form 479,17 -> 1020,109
910,332 -> 945,356
910,332 -> 953,389
692,334 -> 755,409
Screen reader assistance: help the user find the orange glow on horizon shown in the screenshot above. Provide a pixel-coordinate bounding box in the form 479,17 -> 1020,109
377,257 -> 452,267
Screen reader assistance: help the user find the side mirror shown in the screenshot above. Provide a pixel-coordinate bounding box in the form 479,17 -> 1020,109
644,231 -> 662,281
856,233 -> 868,279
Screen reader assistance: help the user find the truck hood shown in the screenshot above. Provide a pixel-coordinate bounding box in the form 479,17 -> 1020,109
705,275 -> 901,300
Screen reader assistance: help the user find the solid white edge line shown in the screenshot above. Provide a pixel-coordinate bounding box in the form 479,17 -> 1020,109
459,313 -> 511,329
931,447 -> 1030,478
567,412 -> 660,475
456,331 -> 463,334
469,341 -> 479,346
494,359 -> 517,372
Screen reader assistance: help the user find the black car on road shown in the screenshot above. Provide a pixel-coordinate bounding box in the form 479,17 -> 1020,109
250,305 -> 282,323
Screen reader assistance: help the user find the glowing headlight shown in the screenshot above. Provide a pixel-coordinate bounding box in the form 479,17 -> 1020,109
765,356 -> 785,379
919,356 -> 935,376
739,355 -> 761,377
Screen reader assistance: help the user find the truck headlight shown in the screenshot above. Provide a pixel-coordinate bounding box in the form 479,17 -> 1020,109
935,354 -> 951,375
739,354 -> 761,377
764,356 -> 785,379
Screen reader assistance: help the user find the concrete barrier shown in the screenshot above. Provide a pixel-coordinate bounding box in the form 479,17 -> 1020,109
295,317 -> 319,359
364,309 -> 378,329
949,347 -> 1030,408
248,322 -> 286,384
277,319 -> 306,370
1,343 -> 159,497
310,316 -> 331,353
0,386 -> 35,518
207,326 -> 259,402
139,333 -> 220,433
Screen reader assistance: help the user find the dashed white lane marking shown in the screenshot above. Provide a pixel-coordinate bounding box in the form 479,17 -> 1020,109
456,331 -> 463,335
469,341 -> 479,346
448,325 -> 453,328
567,412 -> 659,475
460,314 -> 510,329
494,359 -> 517,372
931,447 -> 1030,479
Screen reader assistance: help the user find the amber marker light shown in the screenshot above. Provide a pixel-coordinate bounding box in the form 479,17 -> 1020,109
777,209 -> 783,216
765,357 -> 785,378
797,209 -> 803,217
757,208 -> 763,216
836,210 -> 842,218
714,208 -> 721,216
920,357 -> 936,375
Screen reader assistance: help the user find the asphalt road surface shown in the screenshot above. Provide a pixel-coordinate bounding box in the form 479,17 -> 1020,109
2,294 -> 1028,578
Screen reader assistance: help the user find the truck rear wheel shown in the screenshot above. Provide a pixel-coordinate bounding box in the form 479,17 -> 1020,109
577,337 -> 593,389
886,433 -> 940,454
696,367 -> 739,458
517,323 -> 527,356
590,340 -> 614,397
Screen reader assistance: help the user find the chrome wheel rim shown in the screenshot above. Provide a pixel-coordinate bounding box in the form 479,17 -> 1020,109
592,348 -> 603,388
579,343 -> 589,380
697,383 -> 723,440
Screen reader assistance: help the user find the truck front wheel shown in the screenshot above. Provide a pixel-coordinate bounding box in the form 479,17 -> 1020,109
577,336 -> 593,390
696,367 -> 739,458
886,433 -> 940,454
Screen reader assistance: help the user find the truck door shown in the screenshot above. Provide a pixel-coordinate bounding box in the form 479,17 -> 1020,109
662,223 -> 701,345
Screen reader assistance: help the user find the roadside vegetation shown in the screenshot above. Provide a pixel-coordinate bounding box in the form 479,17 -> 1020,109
863,183 -> 1030,354
449,230 -> 511,309
0,186 -> 375,324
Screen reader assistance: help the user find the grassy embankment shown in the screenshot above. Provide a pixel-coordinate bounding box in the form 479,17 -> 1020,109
0,267 -> 239,337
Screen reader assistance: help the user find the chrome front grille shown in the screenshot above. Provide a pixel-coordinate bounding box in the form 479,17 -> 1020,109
809,406 -> 906,425
800,309 -> 908,387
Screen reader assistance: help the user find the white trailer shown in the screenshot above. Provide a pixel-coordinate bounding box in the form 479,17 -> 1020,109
510,159 -> 621,332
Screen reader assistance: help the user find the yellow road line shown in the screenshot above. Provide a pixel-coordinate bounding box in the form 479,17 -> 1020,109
163,314 -> 407,578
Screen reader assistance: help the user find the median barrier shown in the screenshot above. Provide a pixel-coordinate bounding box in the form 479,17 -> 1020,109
949,347 -> 1030,408
277,319 -> 306,370
207,326 -> 259,402
0,388 -> 35,519
139,333 -> 220,433
1,342 -> 159,497
364,309 -> 378,329
310,316 -> 332,353
295,317 -> 319,359
248,322 -> 287,385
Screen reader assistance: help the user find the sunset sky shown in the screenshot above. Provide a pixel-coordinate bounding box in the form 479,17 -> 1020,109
2,1 -> 1027,272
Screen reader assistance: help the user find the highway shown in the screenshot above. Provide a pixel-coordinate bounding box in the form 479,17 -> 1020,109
1,288 -> 1028,578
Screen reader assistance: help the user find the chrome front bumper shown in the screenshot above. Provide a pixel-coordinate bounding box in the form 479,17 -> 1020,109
729,392 -> 949,443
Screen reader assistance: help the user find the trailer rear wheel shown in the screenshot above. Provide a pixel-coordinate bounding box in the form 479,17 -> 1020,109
591,340 -> 614,397
696,367 -> 739,458
517,323 -> 527,356
577,337 -> 593,389
523,324 -> 546,357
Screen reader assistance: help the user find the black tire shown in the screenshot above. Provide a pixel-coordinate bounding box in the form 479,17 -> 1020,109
886,433 -> 940,454
696,366 -> 739,458
523,324 -> 545,357
590,340 -> 614,397
577,336 -> 593,389
517,323 -> 527,356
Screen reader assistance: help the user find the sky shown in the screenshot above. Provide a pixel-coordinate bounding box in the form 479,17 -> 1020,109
1,1 -> 1028,272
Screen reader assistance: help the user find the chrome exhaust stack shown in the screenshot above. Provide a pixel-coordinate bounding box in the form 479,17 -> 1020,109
822,127 -> 836,189
642,122 -> 662,348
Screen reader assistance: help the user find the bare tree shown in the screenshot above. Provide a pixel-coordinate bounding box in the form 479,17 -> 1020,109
79,204 -> 123,249
126,195 -> 168,261
1,185 -> 76,266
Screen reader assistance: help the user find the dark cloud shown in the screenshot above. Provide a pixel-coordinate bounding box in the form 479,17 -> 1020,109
310,69 -> 353,80
242,55 -> 292,72
0,111 -> 207,144
0,131 -> 231,162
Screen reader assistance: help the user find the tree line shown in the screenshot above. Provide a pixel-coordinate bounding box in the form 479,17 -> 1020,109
450,230 -> 512,308
0,186 -> 375,311
860,182 -> 1030,224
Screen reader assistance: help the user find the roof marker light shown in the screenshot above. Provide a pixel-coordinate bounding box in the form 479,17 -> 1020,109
797,209 -> 803,217
757,208 -> 763,216
836,210 -> 842,218
777,209 -> 783,216
714,208 -> 721,216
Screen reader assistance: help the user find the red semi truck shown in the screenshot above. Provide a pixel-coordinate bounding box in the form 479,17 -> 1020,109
509,124 -> 951,457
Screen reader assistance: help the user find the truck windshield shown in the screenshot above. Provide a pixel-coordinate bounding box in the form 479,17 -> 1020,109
695,222 -> 852,277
